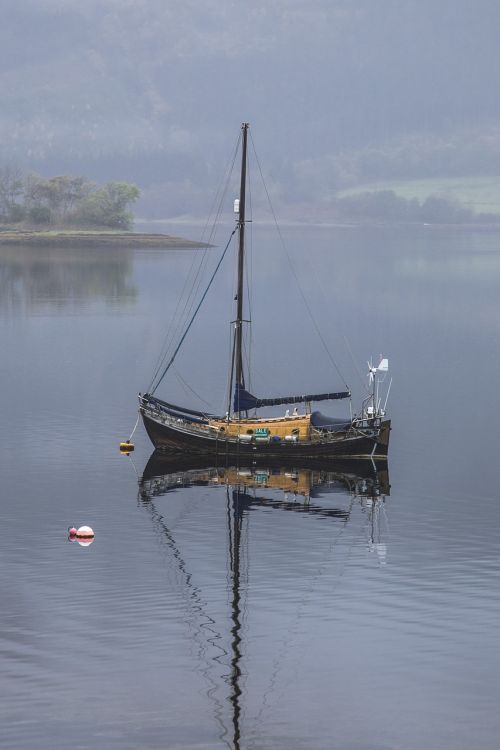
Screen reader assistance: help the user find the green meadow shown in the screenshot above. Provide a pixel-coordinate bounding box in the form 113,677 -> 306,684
338,176 -> 500,215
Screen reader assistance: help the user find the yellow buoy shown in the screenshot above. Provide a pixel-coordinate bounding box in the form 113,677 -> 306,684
120,441 -> 135,452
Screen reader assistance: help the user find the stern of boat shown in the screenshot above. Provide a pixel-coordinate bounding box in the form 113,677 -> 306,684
376,419 -> 391,455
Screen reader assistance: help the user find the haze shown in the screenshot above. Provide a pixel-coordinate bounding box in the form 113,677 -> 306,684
2,0 -> 500,219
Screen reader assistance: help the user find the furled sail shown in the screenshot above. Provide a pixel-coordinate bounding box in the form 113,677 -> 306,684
234,383 -> 351,412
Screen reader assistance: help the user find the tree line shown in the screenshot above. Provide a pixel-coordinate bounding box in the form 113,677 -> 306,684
332,190 -> 500,224
0,166 -> 140,230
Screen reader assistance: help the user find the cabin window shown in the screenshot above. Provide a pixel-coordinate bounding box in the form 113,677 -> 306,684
246,429 -> 254,435
219,427 -> 225,432
291,428 -> 300,436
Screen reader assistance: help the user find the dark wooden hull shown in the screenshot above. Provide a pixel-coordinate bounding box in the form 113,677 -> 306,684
141,410 -> 391,460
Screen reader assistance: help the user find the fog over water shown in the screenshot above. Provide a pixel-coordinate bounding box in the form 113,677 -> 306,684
2,1 -> 500,217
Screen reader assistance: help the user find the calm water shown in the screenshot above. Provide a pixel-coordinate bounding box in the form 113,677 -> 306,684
1,225 -> 499,749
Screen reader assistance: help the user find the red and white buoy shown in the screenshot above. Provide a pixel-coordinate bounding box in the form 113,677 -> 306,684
68,525 -> 94,545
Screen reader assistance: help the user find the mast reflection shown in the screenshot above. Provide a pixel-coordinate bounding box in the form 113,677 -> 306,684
138,454 -> 390,748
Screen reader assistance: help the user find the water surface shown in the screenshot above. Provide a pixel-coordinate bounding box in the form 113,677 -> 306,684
0,225 -> 499,749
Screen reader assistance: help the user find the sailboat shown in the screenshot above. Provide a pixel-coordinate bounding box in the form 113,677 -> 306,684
139,123 -> 391,459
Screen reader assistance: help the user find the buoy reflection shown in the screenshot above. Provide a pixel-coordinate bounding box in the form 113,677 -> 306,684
77,537 -> 94,547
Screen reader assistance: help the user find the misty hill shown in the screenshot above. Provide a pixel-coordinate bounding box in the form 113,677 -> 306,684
2,1 -> 500,219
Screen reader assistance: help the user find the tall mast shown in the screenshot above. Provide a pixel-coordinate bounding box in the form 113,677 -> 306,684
235,122 -> 248,392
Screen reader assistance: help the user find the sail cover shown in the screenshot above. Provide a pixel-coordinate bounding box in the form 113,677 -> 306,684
234,384 -> 350,412
142,393 -> 219,422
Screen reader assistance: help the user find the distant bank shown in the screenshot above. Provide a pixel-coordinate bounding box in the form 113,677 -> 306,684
0,229 -> 207,248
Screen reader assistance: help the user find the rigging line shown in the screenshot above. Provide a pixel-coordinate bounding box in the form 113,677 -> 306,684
249,132 -> 350,392
151,228 -> 237,393
200,131 -> 242,245
181,134 -> 241,310
174,367 -> 212,407
258,493 -> 389,737
248,495 -> 357,744
245,156 -> 253,320
242,337 -> 252,394
150,239 -> 213,386
273,497 -> 370,701
241,228 -> 253,390
142,497 -> 231,749
343,334 -> 369,393
149,179 -> 238,392
149,206 -> 236,394
303,250 -> 362,391
148,134 -> 241,390
246,165 -> 254,388
227,326 -> 237,418
148,249 -> 210,389
148,247 -> 213,391
160,136 -> 240,373
222,322 -> 234,416
244,255 -> 252,325
157,250 -> 212,372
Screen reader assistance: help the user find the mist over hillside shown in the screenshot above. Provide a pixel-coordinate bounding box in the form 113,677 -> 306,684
2,0 -> 500,218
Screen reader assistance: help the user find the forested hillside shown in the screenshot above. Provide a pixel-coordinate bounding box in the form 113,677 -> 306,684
2,1 -> 500,219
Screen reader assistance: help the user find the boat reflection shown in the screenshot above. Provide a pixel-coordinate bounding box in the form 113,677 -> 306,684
140,453 -> 390,508
138,453 -> 390,749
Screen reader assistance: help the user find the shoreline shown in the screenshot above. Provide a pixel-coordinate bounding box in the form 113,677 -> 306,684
136,216 -> 500,231
0,229 -> 207,248
2,223 -> 500,249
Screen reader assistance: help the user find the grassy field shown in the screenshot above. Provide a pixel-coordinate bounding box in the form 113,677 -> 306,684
338,176 -> 500,215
